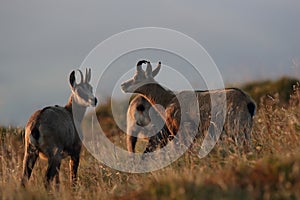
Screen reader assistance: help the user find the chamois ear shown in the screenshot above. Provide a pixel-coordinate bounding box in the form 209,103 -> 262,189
69,70 -> 76,89
152,61 -> 161,77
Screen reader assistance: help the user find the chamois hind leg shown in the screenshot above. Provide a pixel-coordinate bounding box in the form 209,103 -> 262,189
45,153 -> 62,191
21,144 -> 39,187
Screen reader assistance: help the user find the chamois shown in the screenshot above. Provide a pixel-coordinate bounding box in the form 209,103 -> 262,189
21,68 -> 97,190
122,60 -> 256,154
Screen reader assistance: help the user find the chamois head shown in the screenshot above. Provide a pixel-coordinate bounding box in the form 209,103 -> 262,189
121,60 -> 161,93
69,68 -> 97,107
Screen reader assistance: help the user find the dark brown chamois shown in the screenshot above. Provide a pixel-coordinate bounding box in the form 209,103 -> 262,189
122,60 -> 256,155
21,68 -> 97,190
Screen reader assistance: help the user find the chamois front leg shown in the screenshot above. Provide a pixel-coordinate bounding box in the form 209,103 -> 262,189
21,144 -> 39,187
69,154 -> 80,187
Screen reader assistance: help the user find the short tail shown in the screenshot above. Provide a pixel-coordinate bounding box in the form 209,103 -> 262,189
31,126 -> 40,140
28,126 -> 40,147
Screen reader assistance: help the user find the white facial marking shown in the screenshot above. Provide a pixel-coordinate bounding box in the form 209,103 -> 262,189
71,68 -> 97,107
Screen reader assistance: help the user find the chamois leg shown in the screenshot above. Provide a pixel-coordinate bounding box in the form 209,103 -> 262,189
21,144 -> 38,187
143,135 -> 160,154
143,129 -> 170,155
54,175 -> 60,190
69,154 -> 80,187
127,135 -> 137,153
45,154 -> 62,191
245,119 -> 253,147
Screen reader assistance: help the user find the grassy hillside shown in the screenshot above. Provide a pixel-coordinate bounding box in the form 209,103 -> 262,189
0,78 -> 299,199
242,77 -> 300,106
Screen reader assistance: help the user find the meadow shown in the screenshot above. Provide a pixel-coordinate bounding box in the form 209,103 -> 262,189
0,78 -> 300,200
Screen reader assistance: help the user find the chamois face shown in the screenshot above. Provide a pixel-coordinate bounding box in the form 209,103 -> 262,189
121,60 -> 161,93
69,68 -> 97,107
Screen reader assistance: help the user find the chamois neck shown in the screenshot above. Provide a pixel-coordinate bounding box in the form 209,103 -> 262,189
65,95 -> 73,113
134,83 -> 176,108
65,95 -> 87,122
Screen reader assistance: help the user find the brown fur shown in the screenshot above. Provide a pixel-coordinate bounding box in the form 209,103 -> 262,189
21,69 -> 96,190
123,61 -> 256,154
128,88 -> 256,154
126,95 -> 167,153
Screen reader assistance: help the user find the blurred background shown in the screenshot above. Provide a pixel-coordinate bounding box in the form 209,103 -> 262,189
0,0 -> 299,126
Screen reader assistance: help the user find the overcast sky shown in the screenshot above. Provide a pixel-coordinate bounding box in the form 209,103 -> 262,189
0,1 -> 300,126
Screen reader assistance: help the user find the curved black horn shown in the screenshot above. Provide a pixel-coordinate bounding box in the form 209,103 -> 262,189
136,60 -> 147,71
85,68 -> 91,83
88,68 -> 91,82
152,61 -> 161,77
85,68 -> 88,83
145,61 -> 153,77
77,69 -> 84,84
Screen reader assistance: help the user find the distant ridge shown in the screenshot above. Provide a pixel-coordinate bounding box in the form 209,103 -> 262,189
242,77 -> 299,105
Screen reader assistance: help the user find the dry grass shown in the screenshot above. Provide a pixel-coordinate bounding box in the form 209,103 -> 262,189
1,82 -> 300,200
